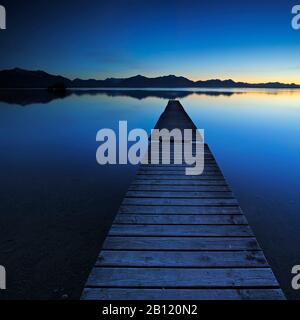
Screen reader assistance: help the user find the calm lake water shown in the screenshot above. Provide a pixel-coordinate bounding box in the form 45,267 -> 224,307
0,88 -> 300,299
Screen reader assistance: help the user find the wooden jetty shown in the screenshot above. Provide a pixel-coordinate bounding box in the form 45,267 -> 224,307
81,100 -> 285,300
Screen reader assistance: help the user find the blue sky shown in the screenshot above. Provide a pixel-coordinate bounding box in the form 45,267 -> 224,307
0,0 -> 300,82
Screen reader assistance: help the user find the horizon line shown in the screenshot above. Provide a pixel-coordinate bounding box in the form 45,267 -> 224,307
2,67 -> 300,86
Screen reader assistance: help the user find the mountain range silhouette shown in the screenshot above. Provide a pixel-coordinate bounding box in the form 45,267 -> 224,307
0,68 -> 299,89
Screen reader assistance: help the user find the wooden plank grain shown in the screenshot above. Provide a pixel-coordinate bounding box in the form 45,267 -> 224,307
125,190 -> 234,198
137,170 -> 221,176
86,267 -> 279,287
82,288 -> 285,300
102,236 -> 261,251
96,250 -> 268,267
109,224 -> 253,237
132,179 -> 227,186
119,205 -> 242,214
135,175 -> 225,180
128,185 -> 230,191
114,214 -> 247,225
122,198 -> 238,206
139,164 -> 219,170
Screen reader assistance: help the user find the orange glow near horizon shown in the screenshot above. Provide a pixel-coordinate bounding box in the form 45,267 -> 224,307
187,75 -> 300,85
91,67 -> 300,85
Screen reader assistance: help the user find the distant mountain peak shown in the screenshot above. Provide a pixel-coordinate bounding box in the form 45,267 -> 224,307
130,74 -> 147,79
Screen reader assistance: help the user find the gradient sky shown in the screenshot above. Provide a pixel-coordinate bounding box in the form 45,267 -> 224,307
0,0 -> 300,83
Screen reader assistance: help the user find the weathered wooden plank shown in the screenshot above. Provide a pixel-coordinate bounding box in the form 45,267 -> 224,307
142,161 -> 216,165
157,151 -> 210,156
136,175 -> 225,180
148,140 -> 211,149
147,158 -> 214,164
128,185 -> 230,192
149,146 -> 210,152
149,149 -> 211,154
119,205 -> 242,214
96,251 -> 268,267
140,163 -> 217,168
148,156 -> 213,161
86,267 -> 279,287
81,288 -> 285,300
138,168 -> 220,174
150,149 -> 209,153
109,225 -> 253,237
138,165 -> 221,174
102,236 -> 261,251
137,170 -> 222,176
114,214 -> 247,225
143,160 -> 218,166
132,179 -> 227,186
146,156 -> 212,162
148,147 -> 210,152
122,198 -> 238,206
139,165 -> 220,171
145,155 -> 215,165
126,191 -> 234,198
148,152 -> 212,157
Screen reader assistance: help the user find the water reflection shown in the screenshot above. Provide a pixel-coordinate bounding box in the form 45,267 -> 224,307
0,89 -> 239,106
0,89 -> 300,299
